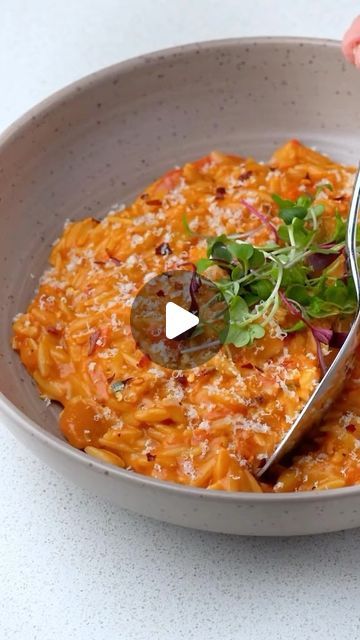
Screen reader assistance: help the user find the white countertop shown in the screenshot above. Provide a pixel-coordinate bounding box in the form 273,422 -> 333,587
1,2 -> 360,638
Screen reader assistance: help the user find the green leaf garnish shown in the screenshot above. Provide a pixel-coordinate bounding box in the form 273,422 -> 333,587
182,213 -> 195,236
196,258 -> 213,273
283,320 -> 306,333
225,326 -> 251,347
249,249 -> 265,269
229,242 -> 254,261
309,204 -> 325,217
279,205 -> 307,224
198,189 -> 357,350
229,296 -> 249,321
250,279 -> 273,300
281,265 -> 307,286
272,193 -> 324,226
210,241 -> 233,263
248,324 -> 266,340
286,284 -> 311,305
331,211 -> 346,243
231,264 -> 244,281
272,194 -> 294,209
323,281 -> 348,306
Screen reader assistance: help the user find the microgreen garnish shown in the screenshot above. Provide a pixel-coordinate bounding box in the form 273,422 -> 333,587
182,213 -> 199,237
240,199 -> 279,241
193,190 -> 357,363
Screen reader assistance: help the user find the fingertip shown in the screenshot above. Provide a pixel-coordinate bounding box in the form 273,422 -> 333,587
353,45 -> 360,68
342,15 -> 360,64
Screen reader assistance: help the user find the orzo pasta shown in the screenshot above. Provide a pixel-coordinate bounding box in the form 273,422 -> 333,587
12,140 -> 360,492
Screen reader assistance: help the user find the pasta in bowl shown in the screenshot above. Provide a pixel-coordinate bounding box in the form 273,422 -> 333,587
12,140 -> 360,493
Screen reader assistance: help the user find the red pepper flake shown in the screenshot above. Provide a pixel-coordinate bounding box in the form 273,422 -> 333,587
346,424 -> 356,433
239,170 -> 252,181
88,328 -> 101,356
138,354 -> 150,368
106,249 -> 121,266
155,242 -> 172,256
146,452 -> 156,461
156,289 -> 165,297
196,368 -> 215,379
215,186 -> 226,199
147,199 -> 162,207
177,375 -> 188,386
47,325 -> 61,335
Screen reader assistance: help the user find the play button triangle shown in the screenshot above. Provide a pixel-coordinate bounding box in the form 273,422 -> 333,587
165,301 -> 199,340
130,270 -> 229,369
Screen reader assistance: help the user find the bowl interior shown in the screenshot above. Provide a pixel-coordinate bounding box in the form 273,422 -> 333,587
1,37 -> 360,441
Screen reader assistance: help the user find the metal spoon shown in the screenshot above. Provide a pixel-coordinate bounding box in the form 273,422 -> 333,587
257,166 -> 360,478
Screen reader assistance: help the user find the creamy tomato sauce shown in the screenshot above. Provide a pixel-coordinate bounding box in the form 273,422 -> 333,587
12,141 -> 360,492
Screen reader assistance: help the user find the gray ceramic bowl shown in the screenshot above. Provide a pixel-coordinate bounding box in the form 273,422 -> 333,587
1,37 -> 360,536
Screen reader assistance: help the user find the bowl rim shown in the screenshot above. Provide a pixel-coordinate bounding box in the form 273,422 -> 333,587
3,34 -> 359,505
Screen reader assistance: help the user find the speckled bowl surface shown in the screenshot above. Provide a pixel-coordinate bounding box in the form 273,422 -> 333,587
1,37 -> 360,536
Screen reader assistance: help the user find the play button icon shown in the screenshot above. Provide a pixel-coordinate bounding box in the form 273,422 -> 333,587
165,302 -> 199,340
130,270 -> 229,369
